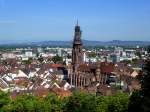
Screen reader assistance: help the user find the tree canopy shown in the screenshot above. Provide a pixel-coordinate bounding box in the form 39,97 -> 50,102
0,91 -> 129,112
52,55 -> 63,63
128,46 -> 150,112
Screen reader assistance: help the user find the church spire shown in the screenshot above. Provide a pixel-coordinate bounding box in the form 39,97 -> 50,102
72,22 -> 83,72
74,21 -> 82,44
76,20 -> 78,26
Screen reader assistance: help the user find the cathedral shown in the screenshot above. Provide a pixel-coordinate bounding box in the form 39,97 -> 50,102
67,22 -> 127,95
69,22 -> 113,89
70,22 -> 98,88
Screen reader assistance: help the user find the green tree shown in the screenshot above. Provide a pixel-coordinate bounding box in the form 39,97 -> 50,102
1,95 -> 44,112
88,52 -> 97,58
22,58 -> 32,64
43,93 -> 63,112
107,93 -> 129,112
135,51 -> 142,59
129,46 -> 150,112
96,93 -> 129,112
38,56 -> 44,63
0,91 -> 10,110
0,90 -> 129,112
96,96 -> 109,112
63,92 -> 96,112
52,55 -> 63,63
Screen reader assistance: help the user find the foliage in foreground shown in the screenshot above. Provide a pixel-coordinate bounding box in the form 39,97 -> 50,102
128,46 -> 150,112
128,63 -> 150,112
0,91 -> 129,112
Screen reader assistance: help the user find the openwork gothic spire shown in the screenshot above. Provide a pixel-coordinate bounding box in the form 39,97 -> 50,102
72,22 -> 83,72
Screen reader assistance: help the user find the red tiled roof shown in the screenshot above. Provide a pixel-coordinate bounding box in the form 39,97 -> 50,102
0,65 -> 7,73
100,62 -> 114,73
33,86 -> 49,97
51,88 -> 72,97
51,64 -> 62,68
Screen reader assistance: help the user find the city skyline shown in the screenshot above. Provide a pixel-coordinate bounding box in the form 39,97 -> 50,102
0,0 -> 150,42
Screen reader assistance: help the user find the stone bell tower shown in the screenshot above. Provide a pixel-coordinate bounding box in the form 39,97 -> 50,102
72,21 -> 83,72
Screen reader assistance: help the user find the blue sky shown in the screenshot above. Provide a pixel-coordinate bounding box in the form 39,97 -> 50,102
0,0 -> 150,42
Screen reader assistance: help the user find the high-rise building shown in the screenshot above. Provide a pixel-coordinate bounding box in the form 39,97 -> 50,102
72,22 -> 83,72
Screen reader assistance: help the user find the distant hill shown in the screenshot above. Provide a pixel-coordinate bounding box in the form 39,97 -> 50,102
82,40 -> 150,46
0,40 -> 150,47
31,40 -> 150,46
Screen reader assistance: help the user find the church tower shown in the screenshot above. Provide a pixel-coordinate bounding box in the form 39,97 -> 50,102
72,21 -> 83,72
